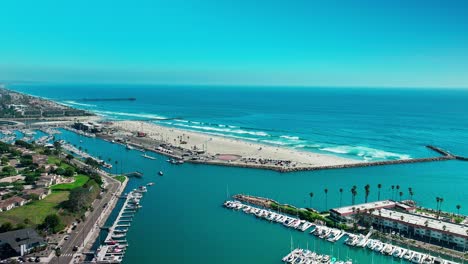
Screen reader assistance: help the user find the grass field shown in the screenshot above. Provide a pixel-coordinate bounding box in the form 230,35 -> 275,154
50,175 -> 89,191
47,156 -> 74,170
114,175 -> 126,183
0,191 -> 69,226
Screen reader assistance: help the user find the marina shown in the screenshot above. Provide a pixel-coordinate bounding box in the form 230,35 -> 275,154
224,200 -> 462,264
94,186 -> 148,263
282,248 -> 352,264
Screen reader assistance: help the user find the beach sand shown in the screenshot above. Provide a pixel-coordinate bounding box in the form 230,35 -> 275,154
110,121 -> 358,169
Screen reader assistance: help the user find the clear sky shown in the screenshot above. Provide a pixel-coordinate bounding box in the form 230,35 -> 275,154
1,0 -> 468,88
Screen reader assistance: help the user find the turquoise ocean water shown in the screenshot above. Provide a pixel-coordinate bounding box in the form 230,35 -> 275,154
8,84 -> 468,263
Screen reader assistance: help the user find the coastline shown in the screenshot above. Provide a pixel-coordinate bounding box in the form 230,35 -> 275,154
109,120 -> 359,170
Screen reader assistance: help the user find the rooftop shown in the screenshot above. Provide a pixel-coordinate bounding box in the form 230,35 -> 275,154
372,209 -> 468,238
0,228 -> 45,254
330,200 -> 396,216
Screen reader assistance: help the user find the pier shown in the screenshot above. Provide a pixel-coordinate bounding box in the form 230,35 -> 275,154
123,171 -> 143,178
94,186 -> 147,263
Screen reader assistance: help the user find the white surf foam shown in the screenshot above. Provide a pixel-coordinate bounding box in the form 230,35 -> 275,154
280,135 -> 300,141
172,123 -> 270,137
320,145 -> 411,160
94,110 -> 166,120
62,100 -> 97,107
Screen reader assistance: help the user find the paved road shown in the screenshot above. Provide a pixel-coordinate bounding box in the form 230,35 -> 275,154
49,161 -> 121,264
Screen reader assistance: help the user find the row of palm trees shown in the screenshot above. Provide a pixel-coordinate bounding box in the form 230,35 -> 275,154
308,185 -> 463,216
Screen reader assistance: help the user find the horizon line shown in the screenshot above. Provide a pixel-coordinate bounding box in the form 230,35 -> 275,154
1,80 -> 468,91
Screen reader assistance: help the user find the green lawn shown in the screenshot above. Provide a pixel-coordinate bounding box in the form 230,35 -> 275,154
50,175 -> 89,191
0,191 -> 69,226
114,175 -> 126,183
47,156 -> 73,170
47,156 -> 61,165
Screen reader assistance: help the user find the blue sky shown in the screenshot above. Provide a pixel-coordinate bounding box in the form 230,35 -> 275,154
1,0 -> 468,88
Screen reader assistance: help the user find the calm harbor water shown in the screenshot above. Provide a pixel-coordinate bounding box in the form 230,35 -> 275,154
6,84 -> 468,263
53,129 -> 467,264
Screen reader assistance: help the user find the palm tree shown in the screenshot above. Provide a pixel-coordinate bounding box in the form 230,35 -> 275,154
364,184 -> 370,203
436,197 -> 441,212
324,188 -> 328,209
438,197 -> 444,218
396,185 -> 400,200
115,160 -> 119,174
309,192 -> 314,208
339,188 -> 343,207
351,186 -> 357,205
456,204 -> 461,215
391,185 -> 395,200
408,187 -> 414,200
377,183 -> 382,201
399,191 -> 403,201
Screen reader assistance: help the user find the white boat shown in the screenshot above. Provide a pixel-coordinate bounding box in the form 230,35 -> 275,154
126,144 -> 134,150
411,253 -> 422,263
403,250 -> 414,260
158,171 -> 164,176
141,153 -> 157,160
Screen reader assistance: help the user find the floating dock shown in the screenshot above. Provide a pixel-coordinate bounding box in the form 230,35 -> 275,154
282,248 -> 352,264
224,199 -> 462,264
94,186 -> 147,263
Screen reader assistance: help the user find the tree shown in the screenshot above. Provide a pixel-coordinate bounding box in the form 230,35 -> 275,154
408,187 -> 414,200
438,197 -> 444,218
391,185 -> 395,200
309,192 -> 314,208
339,188 -> 343,207
53,141 -> 62,152
351,186 -> 357,205
66,154 -> 74,162
364,184 -> 370,203
1,156 -> 9,165
377,183 -> 382,200
399,191 -> 403,201
0,222 -> 13,232
64,167 -> 75,177
324,188 -> 328,209
456,204 -> 461,215
42,214 -> 62,233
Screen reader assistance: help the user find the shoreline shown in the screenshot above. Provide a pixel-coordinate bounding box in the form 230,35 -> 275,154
99,120 -> 460,172
107,120 -> 360,171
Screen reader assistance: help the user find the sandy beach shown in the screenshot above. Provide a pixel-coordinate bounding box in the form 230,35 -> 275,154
110,120 -> 358,169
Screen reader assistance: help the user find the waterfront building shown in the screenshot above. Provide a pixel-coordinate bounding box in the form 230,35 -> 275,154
368,209 -> 468,250
329,200 -> 416,223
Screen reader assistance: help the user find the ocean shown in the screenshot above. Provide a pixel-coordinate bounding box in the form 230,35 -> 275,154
8,84 -> 468,263
9,84 -> 468,161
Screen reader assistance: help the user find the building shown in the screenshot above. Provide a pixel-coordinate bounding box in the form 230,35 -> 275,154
330,200 -> 398,223
0,175 -> 25,184
23,188 -> 51,200
31,154 -> 48,165
0,196 -> 27,212
368,209 -> 468,250
0,228 -> 46,258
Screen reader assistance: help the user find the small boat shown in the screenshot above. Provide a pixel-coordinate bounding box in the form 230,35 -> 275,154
147,182 -> 154,186
158,171 -> 164,176
126,144 -> 134,150
141,153 -> 156,160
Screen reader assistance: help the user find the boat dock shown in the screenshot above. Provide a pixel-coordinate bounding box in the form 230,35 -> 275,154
94,186 -> 148,263
123,171 -> 143,178
225,199 -> 461,264
282,248 -> 352,264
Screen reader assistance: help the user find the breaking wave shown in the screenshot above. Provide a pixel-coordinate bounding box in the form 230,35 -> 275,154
320,145 -> 411,161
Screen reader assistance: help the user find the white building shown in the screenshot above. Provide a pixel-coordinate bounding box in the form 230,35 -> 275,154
369,209 -> 468,250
